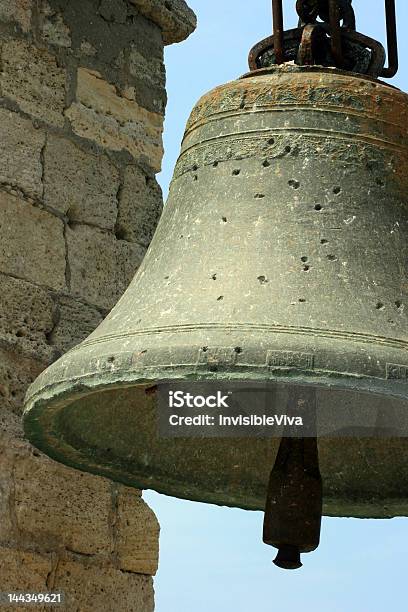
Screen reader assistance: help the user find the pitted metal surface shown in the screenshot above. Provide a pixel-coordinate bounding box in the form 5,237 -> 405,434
24,67 -> 408,517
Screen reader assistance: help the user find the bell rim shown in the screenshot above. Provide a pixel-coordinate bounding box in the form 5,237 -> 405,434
24,365 -> 408,518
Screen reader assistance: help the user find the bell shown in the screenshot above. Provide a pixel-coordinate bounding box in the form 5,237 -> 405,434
24,0 -> 407,567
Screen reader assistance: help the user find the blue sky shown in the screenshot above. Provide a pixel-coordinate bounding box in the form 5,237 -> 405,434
146,2 -> 408,610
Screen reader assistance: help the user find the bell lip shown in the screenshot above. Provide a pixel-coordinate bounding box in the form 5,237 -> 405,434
23,366 -> 408,517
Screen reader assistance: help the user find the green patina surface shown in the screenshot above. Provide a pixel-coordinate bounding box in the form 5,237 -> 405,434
24,66 -> 408,518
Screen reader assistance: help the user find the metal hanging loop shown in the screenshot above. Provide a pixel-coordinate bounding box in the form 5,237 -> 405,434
296,0 -> 320,23
255,0 -> 398,79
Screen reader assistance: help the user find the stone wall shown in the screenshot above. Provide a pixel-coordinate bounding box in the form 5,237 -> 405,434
0,0 -> 195,609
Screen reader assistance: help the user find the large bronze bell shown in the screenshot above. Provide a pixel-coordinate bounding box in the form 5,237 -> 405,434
24,0 -> 407,568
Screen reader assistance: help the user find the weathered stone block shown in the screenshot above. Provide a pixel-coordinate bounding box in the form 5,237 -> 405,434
115,488 -> 160,575
0,419 -> 26,543
99,0 -> 127,24
0,192 -> 66,291
48,295 -> 103,354
0,0 -> 32,33
13,451 -> 113,555
0,415 -> 22,543
0,0 -> 181,604
0,400 -> 24,440
0,274 -> 56,362
129,0 -> 196,45
44,136 -> 119,229
117,166 -> 162,247
0,347 -> 46,417
66,68 -> 164,171
0,465 -> 15,545
0,546 -> 51,592
79,39 -> 97,57
122,44 -> 166,114
38,0 -> 71,47
128,45 -> 165,90
67,224 -> 145,310
55,557 -> 154,612
0,348 -> 49,415
0,39 -> 66,127
0,416 -> 157,581
0,109 -> 45,199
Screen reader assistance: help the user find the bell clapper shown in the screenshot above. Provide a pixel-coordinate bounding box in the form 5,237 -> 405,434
263,388 -> 323,570
273,544 -> 302,571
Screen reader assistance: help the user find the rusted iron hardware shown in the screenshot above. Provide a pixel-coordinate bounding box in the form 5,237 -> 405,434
249,0 -> 398,78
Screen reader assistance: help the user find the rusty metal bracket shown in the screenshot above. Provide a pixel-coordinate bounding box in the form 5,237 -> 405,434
251,0 -> 398,78
297,24 -> 330,66
272,0 -> 284,65
249,26 -> 386,78
328,0 -> 343,67
381,0 -> 398,77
